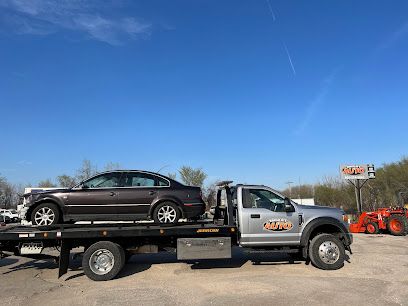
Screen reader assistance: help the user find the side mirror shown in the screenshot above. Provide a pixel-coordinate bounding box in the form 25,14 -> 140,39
284,198 -> 295,212
81,183 -> 89,189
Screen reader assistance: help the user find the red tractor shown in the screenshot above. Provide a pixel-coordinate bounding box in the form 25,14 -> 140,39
350,207 -> 408,236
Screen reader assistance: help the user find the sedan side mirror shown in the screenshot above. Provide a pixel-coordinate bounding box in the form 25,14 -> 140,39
284,198 -> 295,212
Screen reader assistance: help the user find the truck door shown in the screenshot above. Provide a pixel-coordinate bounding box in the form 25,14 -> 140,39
238,187 -> 300,246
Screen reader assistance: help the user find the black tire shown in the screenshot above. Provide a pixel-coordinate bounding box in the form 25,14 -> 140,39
31,203 -> 60,226
309,233 -> 345,270
387,215 -> 407,236
82,241 -> 125,281
365,222 -> 379,234
152,202 -> 181,224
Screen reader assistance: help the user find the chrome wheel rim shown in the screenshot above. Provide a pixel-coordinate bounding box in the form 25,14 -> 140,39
318,240 -> 340,264
157,205 -> 177,223
89,249 -> 115,275
34,207 -> 55,225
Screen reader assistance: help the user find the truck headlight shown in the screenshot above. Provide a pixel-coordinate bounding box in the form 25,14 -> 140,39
342,214 -> 349,223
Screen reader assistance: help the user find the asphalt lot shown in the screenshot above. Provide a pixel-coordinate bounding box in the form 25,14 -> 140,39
1,234 -> 407,306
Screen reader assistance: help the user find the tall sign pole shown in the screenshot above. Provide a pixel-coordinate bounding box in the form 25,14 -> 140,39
340,164 -> 376,213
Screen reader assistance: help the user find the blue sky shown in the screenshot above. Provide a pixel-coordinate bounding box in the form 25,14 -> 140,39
1,0 -> 407,189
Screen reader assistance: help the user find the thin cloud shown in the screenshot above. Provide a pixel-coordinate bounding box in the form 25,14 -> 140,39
375,21 -> 408,54
283,43 -> 296,76
265,0 -> 276,22
0,0 -> 151,45
294,70 -> 338,135
17,160 -> 32,166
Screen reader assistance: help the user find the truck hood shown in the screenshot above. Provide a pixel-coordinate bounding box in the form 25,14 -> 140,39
297,204 -> 340,211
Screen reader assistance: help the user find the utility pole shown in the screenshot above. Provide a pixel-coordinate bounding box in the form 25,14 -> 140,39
285,181 -> 294,198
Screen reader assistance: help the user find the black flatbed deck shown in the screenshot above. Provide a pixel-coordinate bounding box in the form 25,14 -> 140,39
0,221 -> 237,242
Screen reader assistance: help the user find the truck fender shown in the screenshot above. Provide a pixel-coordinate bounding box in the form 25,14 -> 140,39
300,217 -> 352,247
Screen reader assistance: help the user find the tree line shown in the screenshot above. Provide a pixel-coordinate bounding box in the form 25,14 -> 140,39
281,157 -> 408,212
1,157 -> 407,212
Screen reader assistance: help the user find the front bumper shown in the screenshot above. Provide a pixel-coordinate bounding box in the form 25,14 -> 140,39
17,204 -> 29,221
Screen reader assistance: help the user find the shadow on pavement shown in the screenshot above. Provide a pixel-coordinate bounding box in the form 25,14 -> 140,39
2,248 -> 306,280
0,257 -> 19,267
2,257 -> 58,275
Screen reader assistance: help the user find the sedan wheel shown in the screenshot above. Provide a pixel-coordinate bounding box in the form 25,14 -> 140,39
31,203 -> 60,226
153,202 -> 181,224
157,205 -> 177,223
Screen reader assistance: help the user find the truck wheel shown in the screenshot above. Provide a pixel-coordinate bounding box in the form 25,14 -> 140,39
82,241 -> 125,281
153,202 -> 180,224
365,222 -> 379,234
387,215 -> 407,236
309,234 -> 345,270
31,203 -> 60,226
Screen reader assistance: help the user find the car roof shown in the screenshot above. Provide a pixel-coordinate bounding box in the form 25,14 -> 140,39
93,170 -> 174,180
76,170 -> 184,187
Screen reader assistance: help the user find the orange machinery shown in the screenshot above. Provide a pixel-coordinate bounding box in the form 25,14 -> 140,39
349,207 -> 408,236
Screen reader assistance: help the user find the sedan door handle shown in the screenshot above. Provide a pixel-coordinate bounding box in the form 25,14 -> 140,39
251,214 -> 260,218
149,190 -> 157,195
110,192 -> 116,196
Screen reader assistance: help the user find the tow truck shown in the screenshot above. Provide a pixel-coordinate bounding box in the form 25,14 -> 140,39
0,182 -> 353,281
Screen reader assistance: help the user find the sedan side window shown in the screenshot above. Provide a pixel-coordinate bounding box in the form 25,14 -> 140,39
242,189 -> 286,212
124,172 -> 155,187
157,177 -> 170,187
83,173 -> 121,188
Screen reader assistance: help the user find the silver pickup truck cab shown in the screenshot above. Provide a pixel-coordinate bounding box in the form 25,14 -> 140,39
213,183 -> 353,270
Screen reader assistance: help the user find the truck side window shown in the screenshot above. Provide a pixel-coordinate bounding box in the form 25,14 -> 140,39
242,189 -> 286,212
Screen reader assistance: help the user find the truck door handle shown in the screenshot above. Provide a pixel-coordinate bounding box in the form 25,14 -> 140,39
149,190 -> 156,195
110,192 -> 116,196
251,214 -> 260,218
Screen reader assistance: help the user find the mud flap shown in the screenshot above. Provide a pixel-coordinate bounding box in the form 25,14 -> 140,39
58,240 -> 71,278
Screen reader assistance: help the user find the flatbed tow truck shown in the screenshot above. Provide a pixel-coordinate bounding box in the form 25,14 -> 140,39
0,182 -> 353,281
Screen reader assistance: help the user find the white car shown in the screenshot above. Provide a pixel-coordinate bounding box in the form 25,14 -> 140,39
0,209 -> 20,223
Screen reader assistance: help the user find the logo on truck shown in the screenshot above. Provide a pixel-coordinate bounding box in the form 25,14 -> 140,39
263,219 -> 293,231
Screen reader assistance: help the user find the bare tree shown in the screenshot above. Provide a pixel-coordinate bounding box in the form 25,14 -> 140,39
76,159 -> 98,182
178,166 -> 207,187
202,181 -> 219,210
38,179 -> 57,188
104,162 -> 121,171
57,175 -> 78,188
0,175 -> 19,209
167,172 -> 177,180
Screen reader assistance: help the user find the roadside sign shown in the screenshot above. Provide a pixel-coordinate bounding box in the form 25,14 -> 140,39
340,164 -> 375,213
340,164 -> 375,180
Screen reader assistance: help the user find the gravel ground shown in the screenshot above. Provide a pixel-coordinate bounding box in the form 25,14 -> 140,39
1,234 -> 407,306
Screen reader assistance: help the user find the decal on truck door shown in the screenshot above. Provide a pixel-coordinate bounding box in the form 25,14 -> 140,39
263,219 -> 293,231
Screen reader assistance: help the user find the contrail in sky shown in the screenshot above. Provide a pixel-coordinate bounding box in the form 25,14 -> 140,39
283,43 -> 296,76
266,0 -> 276,21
